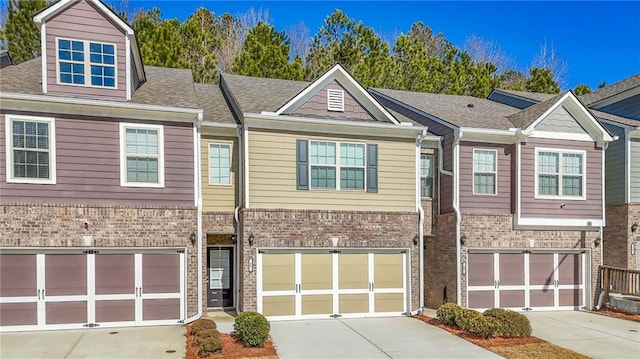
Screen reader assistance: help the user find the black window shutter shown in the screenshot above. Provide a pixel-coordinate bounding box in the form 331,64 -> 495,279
296,139 -> 309,190
367,143 -> 378,193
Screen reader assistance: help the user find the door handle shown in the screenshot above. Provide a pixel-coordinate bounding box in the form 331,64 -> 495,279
37,289 -> 41,300
42,289 -> 45,299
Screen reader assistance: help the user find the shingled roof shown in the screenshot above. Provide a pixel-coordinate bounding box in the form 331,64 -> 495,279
0,57 -> 42,95
194,83 -> 236,124
371,87 -> 519,130
221,73 -> 308,114
495,89 -> 556,102
580,74 -> 640,105
507,92 -> 567,129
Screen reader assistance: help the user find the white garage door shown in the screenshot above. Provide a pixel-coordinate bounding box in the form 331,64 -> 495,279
257,249 -> 407,320
467,251 -> 586,311
0,249 -> 185,332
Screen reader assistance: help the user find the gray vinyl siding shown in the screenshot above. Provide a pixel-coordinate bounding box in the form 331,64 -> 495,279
293,80 -> 375,121
0,112 -> 194,206
45,0 -> 127,100
603,124 -> 626,204
536,106 -> 587,134
459,142 -> 512,214
520,137 -> 603,219
597,93 -> 640,121
487,92 -> 535,110
131,56 -> 140,92
631,136 -> 640,202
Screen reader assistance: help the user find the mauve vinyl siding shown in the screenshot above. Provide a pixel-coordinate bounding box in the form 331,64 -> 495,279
0,113 -> 194,206
459,142 -> 512,214
603,124 -> 626,204
293,80 -> 374,121
45,0 -> 127,100
520,137 -> 603,219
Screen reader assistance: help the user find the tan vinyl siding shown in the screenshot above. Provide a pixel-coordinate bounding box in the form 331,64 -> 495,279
0,112 -> 194,206
459,142 -> 512,214
520,137 -> 602,219
46,0 -> 127,100
201,136 -> 238,211
248,130 -> 416,211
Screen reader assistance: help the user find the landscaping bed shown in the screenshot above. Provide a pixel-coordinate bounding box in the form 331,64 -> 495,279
595,307 -> 640,322
185,329 -> 278,359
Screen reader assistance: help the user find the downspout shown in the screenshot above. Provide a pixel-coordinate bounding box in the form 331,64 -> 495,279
234,125 -> 243,310
185,113 -> 204,323
453,131 -> 462,306
411,129 -> 428,315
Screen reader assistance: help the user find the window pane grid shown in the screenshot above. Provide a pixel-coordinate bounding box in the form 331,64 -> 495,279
89,42 -> 116,88
58,39 -> 115,87
537,151 -> 583,197
420,154 -> 434,197
11,120 -> 51,180
473,150 -> 496,194
309,141 -> 365,190
125,128 -> 159,184
209,144 -> 231,185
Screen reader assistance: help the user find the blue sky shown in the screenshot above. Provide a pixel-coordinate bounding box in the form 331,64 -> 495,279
111,1 -> 639,90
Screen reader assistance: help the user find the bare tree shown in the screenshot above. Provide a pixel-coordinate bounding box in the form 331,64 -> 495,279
286,21 -> 310,62
463,33 -> 513,74
531,40 -> 568,89
215,7 -> 270,74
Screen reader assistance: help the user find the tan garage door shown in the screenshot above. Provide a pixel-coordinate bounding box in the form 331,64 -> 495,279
258,249 -> 407,320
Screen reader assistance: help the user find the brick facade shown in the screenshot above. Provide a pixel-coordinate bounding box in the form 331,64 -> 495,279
604,203 -> 640,269
0,203 -> 200,315
202,211 -> 236,310
424,212 -> 457,308
238,208 -> 420,312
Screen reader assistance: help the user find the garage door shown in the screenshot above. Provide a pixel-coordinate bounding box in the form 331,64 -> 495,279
257,249 -> 407,320
0,249 -> 184,332
467,251 -> 586,311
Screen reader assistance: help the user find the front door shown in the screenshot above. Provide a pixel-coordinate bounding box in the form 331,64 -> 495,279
207,247 -> 233,308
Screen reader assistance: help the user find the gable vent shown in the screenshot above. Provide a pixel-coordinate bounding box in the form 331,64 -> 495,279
327,89 -> 344,112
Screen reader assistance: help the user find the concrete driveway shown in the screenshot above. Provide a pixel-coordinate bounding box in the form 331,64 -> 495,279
526,311 -> 640,359
269,316 -> 500,358
0,325 -> 185,359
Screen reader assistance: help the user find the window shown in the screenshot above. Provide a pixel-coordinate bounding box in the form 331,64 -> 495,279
420,154 -> 434,197
536,149 -> 585,198
208,143 -> 231,185
57,38 -> 116,88
327,89 -> 344,112
310,141 -> 365,190
5,115 -> 56,184
119,123 -> 163,187
473,149 -> 497,195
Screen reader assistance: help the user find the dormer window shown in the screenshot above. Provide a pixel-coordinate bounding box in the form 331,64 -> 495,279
57,38 -> 116,88
327,89 -> 344,112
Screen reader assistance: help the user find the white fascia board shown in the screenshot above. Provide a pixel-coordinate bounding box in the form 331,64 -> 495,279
1,92 -> 201,122
515,217 -> 603,230
459,127 -> 520,144
244,112 -> 438,140
528,131 -> 594,142
275,64 -> 399,124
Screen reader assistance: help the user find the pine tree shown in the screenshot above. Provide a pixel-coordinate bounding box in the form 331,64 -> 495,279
573,83 -> 592,96
1,0 -> 48,64
131,8 -> 185,68
181,8 -> 219,83
525,67 -> 560,94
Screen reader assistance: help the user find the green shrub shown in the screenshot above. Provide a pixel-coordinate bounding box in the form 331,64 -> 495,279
472,316 -> 500,338
190,318 -> 217,335
436,303 -> 462,325
454,309 -> 499,338
483,308 -> 532,337
234,311 -> 270,348
196,329 -> 222,356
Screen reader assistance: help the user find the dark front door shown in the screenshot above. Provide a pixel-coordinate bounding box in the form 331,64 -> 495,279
207,247 -> 233,308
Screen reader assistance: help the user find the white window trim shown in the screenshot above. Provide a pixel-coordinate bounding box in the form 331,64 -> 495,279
55,37 -> 118,89
5,115 -> 57,185
534,147 -> 586,200
309,140 -> 366,191
420,153 -> 434,198
207,141 -> 233,186
472,149 -> 498,196
119,122 -> 164,188
326,89 -> 345,112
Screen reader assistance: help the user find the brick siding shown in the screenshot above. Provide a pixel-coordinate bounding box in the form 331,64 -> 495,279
604,203 -> 640,269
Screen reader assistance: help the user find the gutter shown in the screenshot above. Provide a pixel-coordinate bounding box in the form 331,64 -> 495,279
184,113 -> 204,323
453,130 -> 462,306
234,126 -> 244,310
412,129 -> 429,315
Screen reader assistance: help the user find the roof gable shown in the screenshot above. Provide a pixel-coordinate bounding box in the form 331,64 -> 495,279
513,91 -> 613,145
275,64 -> 399,124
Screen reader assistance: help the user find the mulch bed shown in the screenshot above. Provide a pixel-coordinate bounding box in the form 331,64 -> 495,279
185,324 -> 278,359
595,306 -> 640,322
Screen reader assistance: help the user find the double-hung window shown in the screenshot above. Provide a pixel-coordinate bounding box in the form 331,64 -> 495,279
420,154 -> 434,197
5,115 -> 56,184
536,149 -> 585,198
473,149 -> 497,195
119,123 -> 164,187
309,141 -> 365,190
57,38 -> 116,88
208,143 -> 231,185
